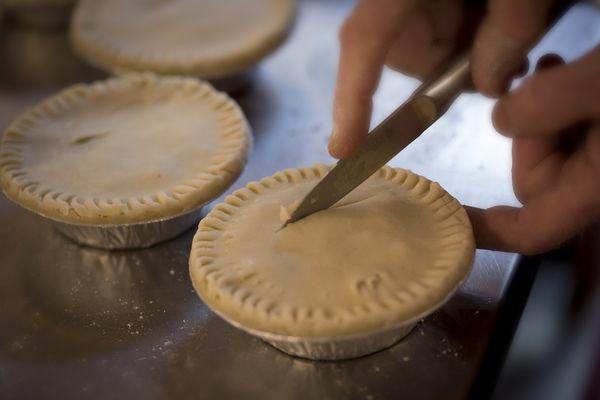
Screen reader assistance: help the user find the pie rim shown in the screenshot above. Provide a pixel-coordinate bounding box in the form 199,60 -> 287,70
0,73 -> 252,226
189,165 -> 476,337
69,0 -> 296,78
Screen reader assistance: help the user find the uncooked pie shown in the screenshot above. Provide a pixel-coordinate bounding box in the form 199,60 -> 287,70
189,165 -> 475,337
0,74 -> 251,225
70,0 -> 296,77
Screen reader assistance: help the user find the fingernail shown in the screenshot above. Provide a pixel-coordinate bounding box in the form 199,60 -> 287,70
492,101 -> 511,134
328,128 -> 340,157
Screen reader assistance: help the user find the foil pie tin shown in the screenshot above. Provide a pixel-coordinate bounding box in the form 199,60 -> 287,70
2,195 -> 205,250
51,207 -> 204,250
216,309 -> 417,361
195,271 -> 469,361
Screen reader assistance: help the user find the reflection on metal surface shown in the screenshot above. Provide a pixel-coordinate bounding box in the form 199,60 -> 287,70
161,292 -> 498,400
0,219 -> 197,361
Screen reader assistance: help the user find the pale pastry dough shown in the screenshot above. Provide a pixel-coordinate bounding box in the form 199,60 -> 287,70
0,74 -> 251,225
190,165 -> 475,337
70,0 -> 296,77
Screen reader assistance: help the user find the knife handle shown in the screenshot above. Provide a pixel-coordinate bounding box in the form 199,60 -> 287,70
412,52 -> 471,118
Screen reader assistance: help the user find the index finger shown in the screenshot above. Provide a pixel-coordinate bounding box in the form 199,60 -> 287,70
329,0 -> 418,158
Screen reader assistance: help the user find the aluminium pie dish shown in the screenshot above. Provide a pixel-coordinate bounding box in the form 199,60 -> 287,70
70,0 -> 296,82
0,74 -> 251,249
189,165 -> 475,359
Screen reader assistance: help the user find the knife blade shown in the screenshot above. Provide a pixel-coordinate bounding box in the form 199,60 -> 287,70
283,53 -> 471,227
283,96 -> 437,227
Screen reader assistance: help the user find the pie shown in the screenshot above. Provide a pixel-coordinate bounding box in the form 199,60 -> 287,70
69,0 -> 296,77
190,165 -> 475,337
0,74 -> 251,225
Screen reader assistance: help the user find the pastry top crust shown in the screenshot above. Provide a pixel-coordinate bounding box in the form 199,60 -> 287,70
0,74 -> 251,225
70,0 -> 296,77
190,165 -> 475,337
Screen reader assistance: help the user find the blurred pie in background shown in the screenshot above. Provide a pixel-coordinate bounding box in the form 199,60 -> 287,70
69,0 -> 296,80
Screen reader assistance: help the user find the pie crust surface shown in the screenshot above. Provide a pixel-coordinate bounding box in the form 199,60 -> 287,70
70,0 -> 296,77
0,74 -> 251,225
190,165 -> 475,337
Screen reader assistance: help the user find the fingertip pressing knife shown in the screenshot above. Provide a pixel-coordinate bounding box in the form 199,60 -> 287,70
283,52 -> 472,228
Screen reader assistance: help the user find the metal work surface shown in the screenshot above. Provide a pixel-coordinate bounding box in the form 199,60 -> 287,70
0,1 -> 598,399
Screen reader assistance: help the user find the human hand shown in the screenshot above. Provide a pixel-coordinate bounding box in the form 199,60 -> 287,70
329,0 -> 600,254
467,50 -> 600,254
329,0 -> 564,157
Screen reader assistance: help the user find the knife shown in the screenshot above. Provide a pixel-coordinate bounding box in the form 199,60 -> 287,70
283,52 -> 472,227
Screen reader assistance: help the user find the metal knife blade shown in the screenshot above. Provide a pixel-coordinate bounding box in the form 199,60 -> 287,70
283,95 -> 438,227
282,52 -> 471,227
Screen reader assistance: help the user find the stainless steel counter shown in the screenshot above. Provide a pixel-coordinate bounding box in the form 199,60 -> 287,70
1,1 -> 598,399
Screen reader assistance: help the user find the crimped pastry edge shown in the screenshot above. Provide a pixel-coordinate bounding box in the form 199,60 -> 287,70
69,0 -> 296,78
189,165 -> 475,337
0,73 -> 252,225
